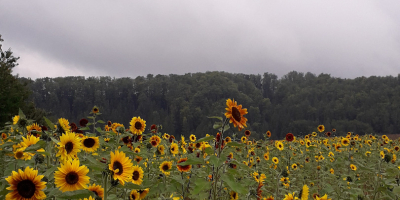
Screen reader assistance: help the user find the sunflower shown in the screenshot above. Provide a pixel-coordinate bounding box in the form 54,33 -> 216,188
291,164 -> 298,170
263,152 -> 269,161
341,138 -> 350,146
79,118 -> 89,127
170,143 -> 179,155
240,136 -> 247,143
244,130 -> 251,137
349,164 -> 357,171
12,115 -> 20,125
56,132 -> 81,161
111,123 -> 124,134
299,184 -> 309,200
316,194 -> 331,200
130,165 -> 144,185
163,133 -> 170,139
263,131 -> 271,139
286,133 -> 294,142
177,158 -> 192,172
395,146 -> 400,152
275,141 -> 284,151
149,135 -> 161,147
317,125 -> 325,132
2,132 -> 7,140
21,135 -> 40,148
265,196 -> 274,200
58,118 -> 71,133
81,136 -> 100,152
54,159 -> 90,192
109,150 -> 134,185
330,168 -> 334,174
129,117 -> 146,135
14,147 -> 31,160
335,144 -> 342,152
380,151 -> 385,159
88,183 -> 104,199
272,157 -> 279,164
92,106 -> 99,114
5,166 -> 46,200
134,156 -> 143,163
283,192 -> 295,200
159,161 -> 172,176
189,134 -> 196,142
129,189 -> 140,200
138,188 -> 149,199
158,145 -> 165,155
26,123 -> 42,135
225,136 -> 232,143
225,99 -> 248,131
230,191 -> 238,200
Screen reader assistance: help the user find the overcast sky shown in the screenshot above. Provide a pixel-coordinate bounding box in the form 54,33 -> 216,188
1,0 -> 399,79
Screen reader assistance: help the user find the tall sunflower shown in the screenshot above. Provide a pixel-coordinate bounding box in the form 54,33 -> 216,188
177,158 -> 192,172
56,132 -> 81,161
109,150 -> 134,185
54,159 -> 90,192
129,117 -> 146,135
131,165 -> 144,185
5,166 -> 46,200
189,134 -> 196,142
160,161 -> 172,176
88,183 -> 104,199
225,99 -> 248,131
317,125 -> 325,132
81,136 -> 100,152
92,106 -> 99,114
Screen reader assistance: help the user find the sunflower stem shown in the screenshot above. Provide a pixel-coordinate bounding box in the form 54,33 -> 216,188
104,174 -> 108,200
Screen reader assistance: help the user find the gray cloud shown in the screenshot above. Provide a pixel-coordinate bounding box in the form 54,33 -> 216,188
1,0 -> 399,79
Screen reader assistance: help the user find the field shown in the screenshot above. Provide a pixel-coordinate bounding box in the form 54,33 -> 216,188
0,99 -> 399,200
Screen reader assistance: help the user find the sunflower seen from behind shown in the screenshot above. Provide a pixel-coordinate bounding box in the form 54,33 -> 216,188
54,159 -> 90,192
5,166 -> 46,200
129,117 -> 146,135
56,131 -> 81,162
225,98 -> 248,131
81,136 -> 100,152
109,150 -> 134,185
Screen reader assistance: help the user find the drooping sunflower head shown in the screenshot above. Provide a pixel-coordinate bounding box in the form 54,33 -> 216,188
88,183 -> 104,198
129,117 -> 146,135
189,134 -> 196,142
317,125 -> 325,133
157,145 -> 165,155
81,136 -> 100,152
54,159 -> 90,192
159,161 -> 172,176
58,118 -> 71,133
225,98 -> 248,131
56,132 -> 81,161
170,143 -> 179,155
177,158 -> 192,172
5,166 -> 46,200
131,165 -> 144,185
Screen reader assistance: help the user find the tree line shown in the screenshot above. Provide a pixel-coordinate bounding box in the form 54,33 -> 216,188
18,71 -> 400,140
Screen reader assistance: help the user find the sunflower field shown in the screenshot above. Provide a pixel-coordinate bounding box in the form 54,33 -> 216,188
0,99 -> 400,200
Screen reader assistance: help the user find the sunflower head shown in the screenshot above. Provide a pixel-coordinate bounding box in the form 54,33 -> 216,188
266,131 -> 271,138
6,166 -> 47,200
109,150 -> 134,185
230,191 -> 239,200
56,131 -> 81,161
138,188 -> 150,199
129,189 -> 140,200
272,157 -> 279,164
92,106 -> 99,114
81,136 -> 100,152
190,134 -> 196,142
12,115 -> 20,125
160,161 -> 172,176
88,183 -> 104,198
177,158 -> 192,172
225,98 -> 248,131
170,143 -> 179,155
131,165 -> 144,185
129,117 -> 146,135
317,125 -> 325,132
58,118 -> 71,133
149,135 -> 161,147
54,159 -> 90,192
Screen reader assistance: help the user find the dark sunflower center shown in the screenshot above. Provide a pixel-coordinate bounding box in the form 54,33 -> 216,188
151,141 -> 157,146
65,172 -> 79,185
133,171 -> 140,180
93,191 -> 98,196
131,194 -> 138,200
17,179 -> 36,198
162,164 -> 169,171
134,122 -> 142,130
113,161 -> 123,175
94,108 -> 98,112
65,142 -> 74,154
16,151 -> 24,159
83,138 -> 95,148
231,107 -> 241,122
